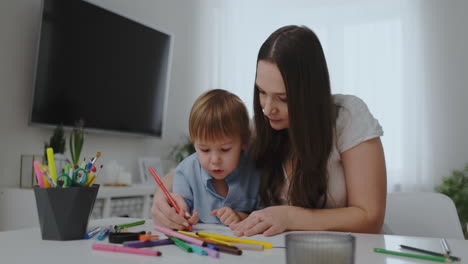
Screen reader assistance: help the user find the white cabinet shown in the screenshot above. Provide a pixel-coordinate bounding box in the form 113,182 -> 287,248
92,184 -> 155,219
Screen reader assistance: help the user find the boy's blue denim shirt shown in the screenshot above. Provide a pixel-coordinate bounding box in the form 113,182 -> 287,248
173,152 -> 262,224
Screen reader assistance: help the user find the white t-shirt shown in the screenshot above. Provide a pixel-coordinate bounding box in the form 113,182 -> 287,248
280,94 -> 384,208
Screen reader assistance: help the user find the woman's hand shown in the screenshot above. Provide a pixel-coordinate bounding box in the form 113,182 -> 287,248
151,190 -> 199,229
210,207 -> 245,226
230,206 -> 290,237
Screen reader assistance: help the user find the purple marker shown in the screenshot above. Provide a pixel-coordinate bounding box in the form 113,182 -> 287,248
123,238 -> 174,248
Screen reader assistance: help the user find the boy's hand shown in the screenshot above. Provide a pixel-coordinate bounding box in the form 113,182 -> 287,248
210,207 -> 245,226
152,191 -> 198,229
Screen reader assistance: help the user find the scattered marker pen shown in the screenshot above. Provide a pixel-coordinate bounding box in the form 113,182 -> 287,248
114,220 -> 145,230
187,244 -> 207,256
84,227 -> 101,239
97,226 -> 111,241
169,237 -> 192,253
92,244 -> 162,257
46,148 -> 57,183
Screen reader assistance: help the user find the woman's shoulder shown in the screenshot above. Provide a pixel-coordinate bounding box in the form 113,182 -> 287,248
333,94 -> 366,109
332,94 -> 383,152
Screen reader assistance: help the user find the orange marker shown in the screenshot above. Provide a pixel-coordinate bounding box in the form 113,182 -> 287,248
139,232 -> 159,241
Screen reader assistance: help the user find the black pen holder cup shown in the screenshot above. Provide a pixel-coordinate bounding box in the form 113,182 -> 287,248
286,233 -> 355,264
33,184 -> 99,240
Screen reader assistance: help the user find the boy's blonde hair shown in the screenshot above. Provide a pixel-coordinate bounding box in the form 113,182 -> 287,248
189,89 -> 250,145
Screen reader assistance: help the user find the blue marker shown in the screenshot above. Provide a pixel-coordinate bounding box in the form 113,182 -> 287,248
85,162 -> 93,171
206,244 -> 218,250
84,227 -> 101,239
97,226 -> 111,241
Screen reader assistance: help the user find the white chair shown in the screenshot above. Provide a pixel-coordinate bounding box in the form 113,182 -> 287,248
383,192 -> 464,239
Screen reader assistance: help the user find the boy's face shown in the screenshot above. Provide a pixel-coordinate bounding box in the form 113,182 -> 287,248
194,135 -> 245,181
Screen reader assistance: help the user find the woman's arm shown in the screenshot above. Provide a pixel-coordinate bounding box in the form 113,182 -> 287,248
231,137 -> 387,236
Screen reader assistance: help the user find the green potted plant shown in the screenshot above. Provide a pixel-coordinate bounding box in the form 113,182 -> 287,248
70,120 -> 85,168
44,124 -> 69,173
435,164 -> 468,238
168,136 -> 195,164
44,124 -> 66,156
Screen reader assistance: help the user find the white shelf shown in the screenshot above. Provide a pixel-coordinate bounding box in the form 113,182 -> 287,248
94,184 -> 155,219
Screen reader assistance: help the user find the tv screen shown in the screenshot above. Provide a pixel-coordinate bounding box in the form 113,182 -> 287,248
30,0 -> 172,137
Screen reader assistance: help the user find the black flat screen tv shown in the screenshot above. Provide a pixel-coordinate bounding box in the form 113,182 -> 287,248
30,0 -> 172,137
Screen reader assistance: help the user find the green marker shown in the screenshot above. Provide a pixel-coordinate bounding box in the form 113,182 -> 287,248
374,248 -> 452,263
115,220 -> 145,230
169,237 -> 193,253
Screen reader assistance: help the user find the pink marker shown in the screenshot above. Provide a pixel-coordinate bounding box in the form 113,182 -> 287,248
154,225 -> 205,247
92,244 -> 162,257
33,161 -> 44,187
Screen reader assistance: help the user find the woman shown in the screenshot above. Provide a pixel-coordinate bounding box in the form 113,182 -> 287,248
152,25 -> 386,236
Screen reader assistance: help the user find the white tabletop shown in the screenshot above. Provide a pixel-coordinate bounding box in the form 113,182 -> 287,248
0,217 -> 466,264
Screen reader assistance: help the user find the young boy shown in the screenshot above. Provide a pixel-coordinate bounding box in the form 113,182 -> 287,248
173,89 -> 261,226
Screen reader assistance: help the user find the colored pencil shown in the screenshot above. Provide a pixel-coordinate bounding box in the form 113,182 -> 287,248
441,239 -> 451,257
374,248 -> 452,263
400,245 -> 461,262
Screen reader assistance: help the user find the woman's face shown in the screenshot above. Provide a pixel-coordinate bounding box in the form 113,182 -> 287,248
256,60 -> 289,130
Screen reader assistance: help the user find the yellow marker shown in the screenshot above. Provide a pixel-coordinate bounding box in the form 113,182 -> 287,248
87,176 -> 96,187
178,230 -> 198,237
206,237 -> 234,246
178,231 -> 234,246
85,175 -> 95,187
46,148 -> 57,183
197,232 -> 272,249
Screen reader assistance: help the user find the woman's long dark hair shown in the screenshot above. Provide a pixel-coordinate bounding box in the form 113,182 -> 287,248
251,25 -> 335,209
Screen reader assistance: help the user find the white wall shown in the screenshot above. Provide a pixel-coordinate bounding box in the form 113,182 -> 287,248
1,0 -> 468,191
213,0 -> 468,191
0,0 -> 221,187
420,1 -> 468,185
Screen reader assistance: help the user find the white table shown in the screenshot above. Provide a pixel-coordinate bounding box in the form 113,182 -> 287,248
0,218 -> 466,264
